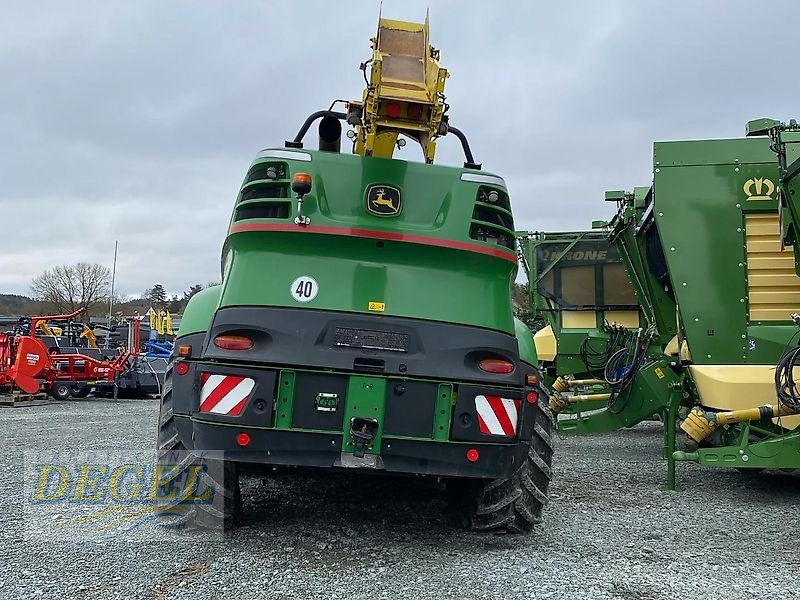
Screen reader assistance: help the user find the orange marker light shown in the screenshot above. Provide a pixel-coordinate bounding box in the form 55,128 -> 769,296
291,173 -> 312,195
178,345 -> 192,357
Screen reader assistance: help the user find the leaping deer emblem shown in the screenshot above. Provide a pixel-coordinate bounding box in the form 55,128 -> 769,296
371,188 -> 397,211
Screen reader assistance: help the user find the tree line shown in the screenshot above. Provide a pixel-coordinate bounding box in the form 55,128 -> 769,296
0,262 -> 216,317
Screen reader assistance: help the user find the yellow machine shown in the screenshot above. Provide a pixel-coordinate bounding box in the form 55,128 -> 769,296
79,326 -> 98,349
348,15 -> 449,163
35,320 -> 62,337
148,308 -> 174,336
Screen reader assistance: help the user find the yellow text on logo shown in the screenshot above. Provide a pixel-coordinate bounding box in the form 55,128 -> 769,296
654,367 -> 665,380
31,464 -> 213,503
743,177 -> 775,201
368,301 -> 385,312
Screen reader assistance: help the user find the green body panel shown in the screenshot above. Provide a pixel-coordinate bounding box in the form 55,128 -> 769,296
177,286 -> 222,336
607,189 -> 677,345
513,317 -> 537,365
222,229 -> 513,332
221,149 -> 517,334
652,136 -> 797,364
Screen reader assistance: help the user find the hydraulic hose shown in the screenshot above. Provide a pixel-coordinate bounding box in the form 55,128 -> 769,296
775,341 -> 800,412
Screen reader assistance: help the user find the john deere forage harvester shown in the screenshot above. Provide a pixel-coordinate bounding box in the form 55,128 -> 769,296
156,17 -> 552,533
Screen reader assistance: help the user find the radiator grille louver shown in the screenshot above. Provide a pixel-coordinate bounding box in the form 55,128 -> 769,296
469,186 -> 515,250
235,203 -> 290,221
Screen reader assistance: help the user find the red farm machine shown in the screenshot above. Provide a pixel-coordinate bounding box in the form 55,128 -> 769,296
0,308 -> 138,400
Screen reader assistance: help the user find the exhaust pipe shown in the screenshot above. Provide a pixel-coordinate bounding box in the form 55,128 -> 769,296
318,115 -> 342,152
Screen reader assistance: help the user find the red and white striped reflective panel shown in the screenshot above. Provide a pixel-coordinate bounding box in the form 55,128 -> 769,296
199,373 -> 255,416
475,394 -> 520,436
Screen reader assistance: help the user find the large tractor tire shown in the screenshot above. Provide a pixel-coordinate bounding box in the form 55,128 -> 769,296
448,400 -> 554,533
155,363 -> 241,530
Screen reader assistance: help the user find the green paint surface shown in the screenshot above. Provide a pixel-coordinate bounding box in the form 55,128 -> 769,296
273,370 -> 296,429
221,149 -> 517,334
341,376 -> 387,454
433,383 -> 454,441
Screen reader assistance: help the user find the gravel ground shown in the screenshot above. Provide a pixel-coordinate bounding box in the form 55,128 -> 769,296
1,397 -> 799,600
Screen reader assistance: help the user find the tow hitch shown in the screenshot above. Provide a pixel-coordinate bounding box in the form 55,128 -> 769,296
349,417 -> 379,458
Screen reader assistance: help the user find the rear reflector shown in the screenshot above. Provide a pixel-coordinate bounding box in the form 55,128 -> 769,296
526,391 -> 538,404
475,395 -> 520,436
466,448 -> 479,462
478,358 -> 514,374
174,362 -> 189,376
214,335 -> 254,351
236,432 -> 250,447
200,374 -> 256,416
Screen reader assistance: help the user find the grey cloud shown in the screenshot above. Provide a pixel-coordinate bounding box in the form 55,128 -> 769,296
2,0 -> 799,295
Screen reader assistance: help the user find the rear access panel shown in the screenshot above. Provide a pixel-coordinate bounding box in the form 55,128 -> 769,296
383,379 -> 439,438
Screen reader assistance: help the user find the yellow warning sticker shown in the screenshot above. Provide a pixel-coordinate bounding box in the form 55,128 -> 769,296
368,301 -> 385,312
654,367 -> 665,379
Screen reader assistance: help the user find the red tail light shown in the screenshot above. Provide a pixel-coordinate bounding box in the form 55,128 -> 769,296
214,335 -> 254,351
478,358 -> 514,374
385,102 -> 402,118
407,103 -> 423,119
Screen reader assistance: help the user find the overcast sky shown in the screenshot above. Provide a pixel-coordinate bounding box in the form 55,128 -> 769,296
2,1 -> 799,297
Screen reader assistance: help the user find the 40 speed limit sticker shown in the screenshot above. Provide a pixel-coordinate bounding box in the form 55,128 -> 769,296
290,276 -> 319,302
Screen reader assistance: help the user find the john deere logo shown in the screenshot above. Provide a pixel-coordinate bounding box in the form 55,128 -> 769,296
366,185 -> 401,216
743,177 -> 775,201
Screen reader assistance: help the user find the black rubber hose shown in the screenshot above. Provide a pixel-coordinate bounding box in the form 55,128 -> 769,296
447,126 -> 480,169
286,110 -> 348,147
775,343 -> 800,412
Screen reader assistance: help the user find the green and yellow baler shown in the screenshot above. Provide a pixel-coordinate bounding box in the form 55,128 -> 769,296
605,122 -> 800,481
517,230 -> 654,432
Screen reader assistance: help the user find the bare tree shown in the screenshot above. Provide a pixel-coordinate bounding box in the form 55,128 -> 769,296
31,262 -> 112,314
